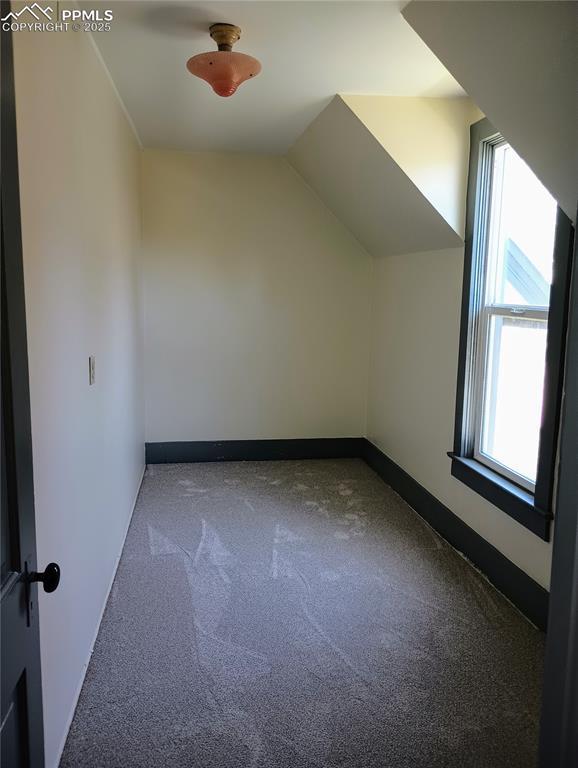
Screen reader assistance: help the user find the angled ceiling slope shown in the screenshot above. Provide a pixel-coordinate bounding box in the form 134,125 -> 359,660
341,95 -> 481,238
288,95 -> 477,257
403,1 -> 578,222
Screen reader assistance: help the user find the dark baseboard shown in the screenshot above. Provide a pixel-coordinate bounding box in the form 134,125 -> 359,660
145,435 -> 549,630
145,437 -> 365,465
362,439 -> 549,631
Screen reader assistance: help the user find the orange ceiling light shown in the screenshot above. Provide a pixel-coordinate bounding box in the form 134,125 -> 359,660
186,23 -> 261,98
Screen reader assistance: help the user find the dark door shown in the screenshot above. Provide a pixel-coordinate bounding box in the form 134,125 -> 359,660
1,10 -> 60,767
539,220 -> 578,766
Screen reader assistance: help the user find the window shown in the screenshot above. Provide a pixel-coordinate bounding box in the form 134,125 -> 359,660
450,119 -> 574,540
474,141 -> 557,490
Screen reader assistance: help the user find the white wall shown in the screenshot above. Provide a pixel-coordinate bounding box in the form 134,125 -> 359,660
366,248 -> 552,588
141,150 -> 372,442
14,25 -> 144,768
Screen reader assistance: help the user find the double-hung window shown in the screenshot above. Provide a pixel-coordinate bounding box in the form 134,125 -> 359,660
450,118 -> 574,540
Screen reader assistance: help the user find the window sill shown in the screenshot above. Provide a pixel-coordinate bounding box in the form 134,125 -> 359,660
448,453 -> 552,541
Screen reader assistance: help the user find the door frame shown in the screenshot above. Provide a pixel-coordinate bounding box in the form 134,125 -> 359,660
539,215 -> 578,766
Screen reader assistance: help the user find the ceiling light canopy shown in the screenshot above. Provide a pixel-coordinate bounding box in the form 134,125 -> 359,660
186,23 -> 261,98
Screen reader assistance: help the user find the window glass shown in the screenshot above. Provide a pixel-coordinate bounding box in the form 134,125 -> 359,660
485,144 -> 557,307
480,315 -> 547,483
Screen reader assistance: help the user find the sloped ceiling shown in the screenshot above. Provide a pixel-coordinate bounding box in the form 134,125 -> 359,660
403,1 -> 578,221
288,95 -> 476,257
341,95 -> 481,238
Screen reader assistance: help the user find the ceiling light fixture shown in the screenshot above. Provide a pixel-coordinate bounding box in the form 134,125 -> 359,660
186,23 -> 261,98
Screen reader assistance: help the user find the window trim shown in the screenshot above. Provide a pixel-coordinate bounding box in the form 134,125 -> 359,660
450,117 -> 575,541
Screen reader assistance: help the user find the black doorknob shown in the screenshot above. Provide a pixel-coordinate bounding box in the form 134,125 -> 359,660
28,562 -> 61,593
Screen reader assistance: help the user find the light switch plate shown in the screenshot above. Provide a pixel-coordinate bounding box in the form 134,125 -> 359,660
89,356 -> 95,385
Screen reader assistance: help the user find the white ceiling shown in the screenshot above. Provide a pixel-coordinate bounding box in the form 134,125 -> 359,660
89,1 -> 464,153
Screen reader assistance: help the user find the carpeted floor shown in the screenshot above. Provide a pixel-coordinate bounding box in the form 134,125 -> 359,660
60,459 -> 544,768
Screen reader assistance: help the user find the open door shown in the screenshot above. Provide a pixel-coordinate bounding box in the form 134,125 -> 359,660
1,9 -> 60,767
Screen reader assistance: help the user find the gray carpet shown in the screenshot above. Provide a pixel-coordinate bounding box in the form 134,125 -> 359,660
60,459 -> 544,768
